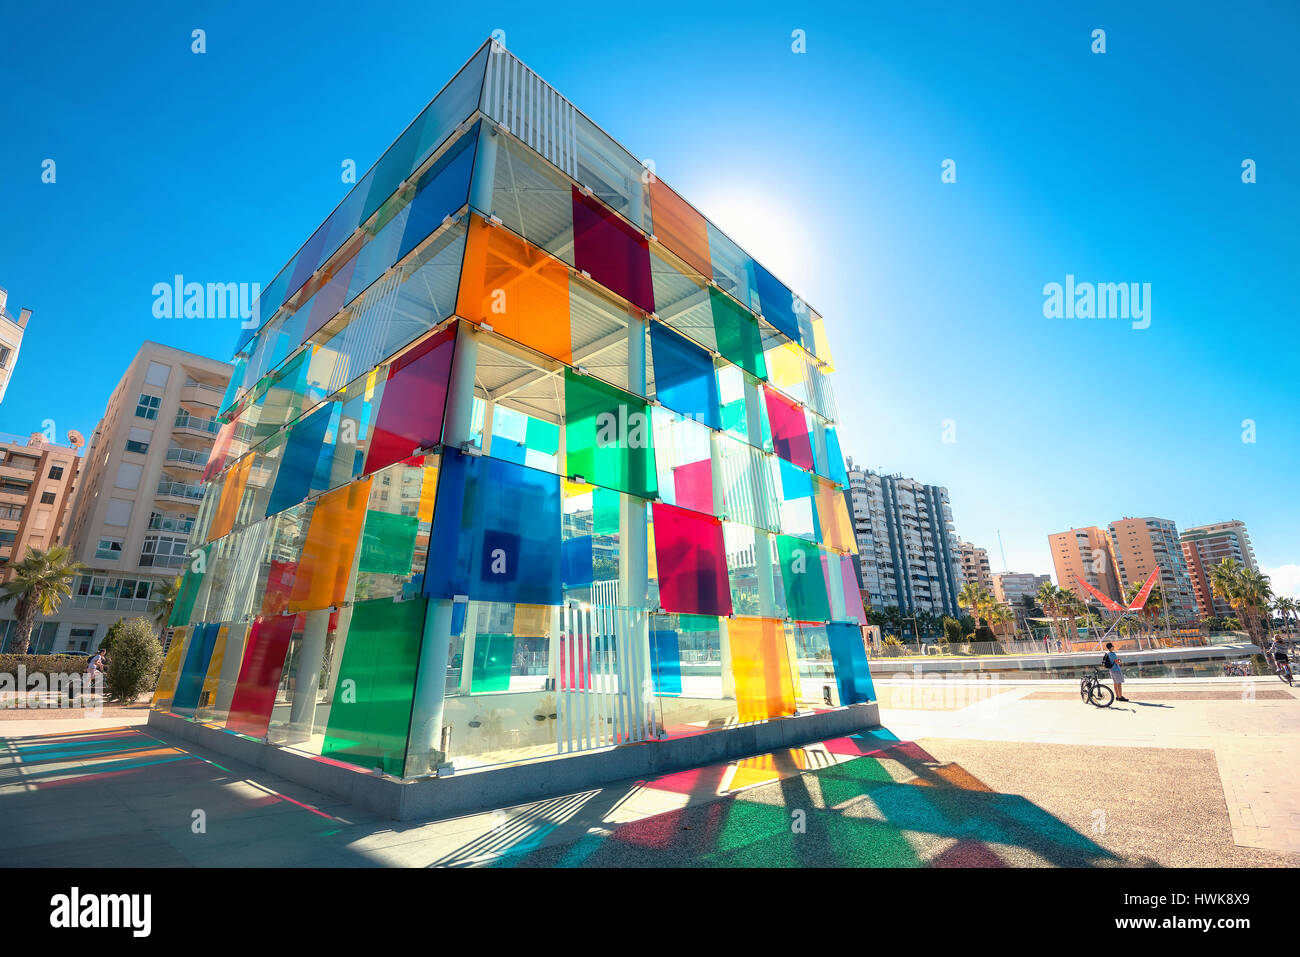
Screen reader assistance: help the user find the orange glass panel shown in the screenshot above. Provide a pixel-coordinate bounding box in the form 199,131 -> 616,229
417,461 -> 439,522
456,214 -> 572,362
207,454 -> 253,542
648,179 -> 712,278
814,477 -> 856,552
513,603 -> 551,638
728,617 -> 796,722
288,478 -> 373,613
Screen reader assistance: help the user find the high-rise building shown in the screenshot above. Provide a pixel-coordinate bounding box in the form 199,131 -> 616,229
1180,520 -> 1257,618
992,571 -> 1051,611
845,458 -> 962,616
40,342 -> 233,652
955,539 -> 992,592
0,287 -> 32,404
1047,525 -> 1122,604
1106,516 -> 1197,619
150,41 -> 874,783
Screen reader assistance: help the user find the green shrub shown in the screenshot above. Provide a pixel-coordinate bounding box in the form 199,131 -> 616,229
100,618 -> 126,654
103,617 -> 163,704
942,616 -> 963,645
0,654 -> 90,680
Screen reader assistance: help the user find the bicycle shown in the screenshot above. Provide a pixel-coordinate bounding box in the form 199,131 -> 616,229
1080,668 -> 1115,707
1269,653 -> 1293,686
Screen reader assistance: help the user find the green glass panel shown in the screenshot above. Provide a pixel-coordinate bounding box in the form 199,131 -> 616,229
525,417 -> 560,456
710,289 -> 767,381
168,546 -> 210,627
563,368 -> 657,499
776,534 -> 830,622
358,510 -> 420,575
470,634 -> 513,692
679,614 -> 718,633
593,486 -> 621,535
321,596 -> 427,775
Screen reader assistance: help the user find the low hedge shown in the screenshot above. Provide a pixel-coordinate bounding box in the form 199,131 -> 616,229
0,654 -> 91,681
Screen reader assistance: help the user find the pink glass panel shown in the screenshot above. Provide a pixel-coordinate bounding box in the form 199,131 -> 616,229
651,502 -> 732,617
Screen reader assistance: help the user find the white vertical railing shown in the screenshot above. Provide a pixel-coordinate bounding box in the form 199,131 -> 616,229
557,603 -> 652,753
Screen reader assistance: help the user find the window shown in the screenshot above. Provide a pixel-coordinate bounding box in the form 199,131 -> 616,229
0,531 -> 16,545
68,627 -> 96,653
140,535 -> 188,568
145,361 -> 171,388
40,491 -> 56,505
0,346 -> 10,369
105,499 -> 132,526
95,538 -> 123,560
125,426 -> 151,454
114,462 -> 142,490
48,465 -> 64,480
135,393 -> 162,420
0,505 -> 22,520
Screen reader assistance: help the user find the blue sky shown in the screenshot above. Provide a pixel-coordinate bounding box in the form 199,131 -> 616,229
1,1 -> 1296,593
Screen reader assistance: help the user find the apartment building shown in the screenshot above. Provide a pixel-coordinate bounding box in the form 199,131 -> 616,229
30,342 -> 232,652
1047,525 -> 1123,604
845,458 -> 962,617
1180,520 -> 1257,618
955,539 -> 992,592
992,571 -> 1051,611
1106,516 -> 1198,620
0,288 -> 31,404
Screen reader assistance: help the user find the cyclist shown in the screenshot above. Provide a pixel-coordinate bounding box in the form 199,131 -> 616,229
1102,642 -> 1129,702
1268,636 -> 1292,683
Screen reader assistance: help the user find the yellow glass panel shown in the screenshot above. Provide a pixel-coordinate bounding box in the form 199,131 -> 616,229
152,628 -> 188,709
814,477 -> 856,552
288,477 -> 373,613
728,617 -> 796,722
811,316 -> 834,371
418,460 -> 440,522
207,454 -> 253,542
767,341 -> 806,393
513,604 -> 551,638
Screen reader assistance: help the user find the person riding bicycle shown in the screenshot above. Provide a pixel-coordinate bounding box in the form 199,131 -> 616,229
1102,642 -> 1129,702
1269,636 -> 1292,680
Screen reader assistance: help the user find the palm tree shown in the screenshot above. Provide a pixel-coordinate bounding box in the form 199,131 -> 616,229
1210,558 -> 1274,647
0,545 -> 84,654
958,582 -> 984,627
151,576 -> 183,644
1057,590 -> 1086,646
1035,581 -> 1065,646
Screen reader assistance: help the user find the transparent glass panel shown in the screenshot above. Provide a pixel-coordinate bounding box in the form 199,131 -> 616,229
362,324 -> 456,474
650,502 -> 731,617
647,179 -> 710,277
571,187 -> 654,314
727,617 -> 797,722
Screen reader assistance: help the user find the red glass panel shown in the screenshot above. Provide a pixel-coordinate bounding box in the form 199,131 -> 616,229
571,187 -> 654,313
651,502 -> 732,617
225,615 -> 298,737
763,386 -> 814,471
672,457 -> 714,515
362,325 -> 456,474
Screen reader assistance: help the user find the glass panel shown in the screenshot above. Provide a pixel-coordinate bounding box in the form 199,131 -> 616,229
571,187 -> 654,314
727,617 -> 796,722
397,126 -> 477,263
287,478 -> 372,614
172,622 -> 219,714
648,321 -> 720,430
814,476 -> 855,552
777,458 -> 816,540
753,260 -> 802,344
169,547 -> 210,626
203,419 -> 237,482
206,453 -> 252,542
299,251 -> 359,345
710,288 -> 767,380
569,277 -> 640,396
650,502 -> 732,617
151,628 -> 188,709
226,615 -> 298,738
790,621 -> 838,707
563,368 -> 657,499
574,113 -> 650,231
707,223 -> 758,312
827,622 -> 875,704
354,456 -> 438,602
457,214 -> 572,362
717,433 -> 780,533
321,596 -> 428,775
824,425 -> 849,487
362,324 -> 456,474
776,534 -> 831,621
764,385 -> 814,471
650,245 -> 715,352
483,131 -> 576,265
650,406 -> 715,516
839,554 -> 867,624
647,179 -> 711,278
425,450 -> 562,604
265,401 -> 334,518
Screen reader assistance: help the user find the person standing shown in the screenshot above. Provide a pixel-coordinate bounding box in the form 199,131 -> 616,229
1102,642 -> 1129,702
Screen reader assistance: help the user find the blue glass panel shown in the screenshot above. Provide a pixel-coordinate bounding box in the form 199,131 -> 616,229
650,322 -> 721,430
827,622 -> 876,704
424,450 -> 562,604
650,628 -> 683,695
172,622 -> 218,713
561,535 -> 594,588
266,402 -> 334,517
824,426 -> 849,487
753,260 -> 801,344
778,457 -> 814,500
397,127 -> 477,262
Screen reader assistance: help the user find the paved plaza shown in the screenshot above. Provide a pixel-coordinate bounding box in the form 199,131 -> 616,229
0,675 -> 1295,867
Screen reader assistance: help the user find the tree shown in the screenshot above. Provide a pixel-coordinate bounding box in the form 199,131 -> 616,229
0,545 -> 83,654
958,583 -> 987,627
101,618 -> 126,654
941,616 -> 964,645
1057,590 -> 1086,646
150,576 -> 183,641
103,617 -> 164,704
1210,559 -> 1274,647
1036,581 -> 1066,646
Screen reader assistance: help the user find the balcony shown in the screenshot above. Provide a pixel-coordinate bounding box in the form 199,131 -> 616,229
147,514 -> 195,535
155,480 -> 205,503
180,380 -> 225,408
164,445 -> 208,471
172,410 -> 220,437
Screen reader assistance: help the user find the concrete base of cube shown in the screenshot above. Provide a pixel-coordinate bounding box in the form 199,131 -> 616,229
147,701 -> 881,821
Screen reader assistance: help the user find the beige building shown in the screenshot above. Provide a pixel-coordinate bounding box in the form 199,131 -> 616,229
992,571 -> 1051,611
28,342 -> 232,653
1106,516 -> 1197,619
1180,520 -> 1257,618
1048,525 -> 1122,604
0,288 -> 32,405
955,539 -> 992,592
